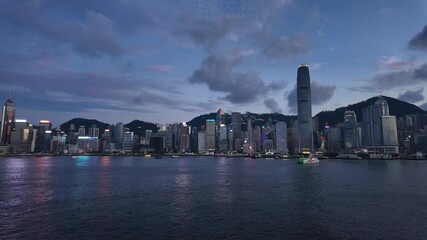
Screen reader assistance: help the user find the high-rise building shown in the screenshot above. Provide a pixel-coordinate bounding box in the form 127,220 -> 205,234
1,96 -> 16,144
198,131 -> 206,153
219,124 -> 228,152
88,125 -> 100,138
216,108 -> 225,151
275,122 -> 288,153
36,120 -> 52,152
114,122 -> 124,149
205,119 -> 216,152
343,111 -> 359,150
231,112 -> 242,151
362,96 -> 398,154
122,131 -> 134,152
296,64 -> 313,153
247,118 -> 254,154
78,125 -> 86,136
10,119 -> 32,153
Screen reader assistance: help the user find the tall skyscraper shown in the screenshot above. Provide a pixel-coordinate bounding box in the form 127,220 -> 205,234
114,122 -> 124,149
296,64 -> 313,153
1,95 -> 16,144
231,112 -> 242,151
362,95 -> 398,154
343,110 -> 359,150
275,122 -> 288,153
205,119 -> 216,152
216,108 -> 225,151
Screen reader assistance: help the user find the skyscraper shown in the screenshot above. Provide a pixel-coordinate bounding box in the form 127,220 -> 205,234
205,119 -> 216,152
275,122 -> 288,153
343,111 -> 359,150
362,95 -> 398,154
296,64 -> 313,153
1,96 -> 16,144
231,112 -> 242,151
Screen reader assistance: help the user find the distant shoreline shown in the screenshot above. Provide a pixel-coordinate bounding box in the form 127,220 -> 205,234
0,153 -> 425,160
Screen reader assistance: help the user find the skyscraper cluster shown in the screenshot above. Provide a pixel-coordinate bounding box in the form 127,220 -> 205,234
1,65 -> 426,156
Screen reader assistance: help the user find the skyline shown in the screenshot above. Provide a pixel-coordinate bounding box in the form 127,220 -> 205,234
1,0 -> 427,125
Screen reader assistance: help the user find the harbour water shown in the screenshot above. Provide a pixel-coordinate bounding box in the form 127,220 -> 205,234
1,156 -> 426,239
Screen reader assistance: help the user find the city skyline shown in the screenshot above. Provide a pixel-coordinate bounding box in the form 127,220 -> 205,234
1,0 -> 427,125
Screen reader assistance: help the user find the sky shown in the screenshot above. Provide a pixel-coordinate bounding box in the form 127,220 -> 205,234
1,0 -> 427,126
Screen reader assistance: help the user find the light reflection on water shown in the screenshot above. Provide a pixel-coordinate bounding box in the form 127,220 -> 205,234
172,159 -> 192,221
31,157 -> 53,204
1,156 -> 427,239
214,157 -> 234,203
98,156 -> 111,197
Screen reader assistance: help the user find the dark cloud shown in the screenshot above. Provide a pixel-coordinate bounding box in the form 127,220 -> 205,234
349,63 -> 427,92
0,69 -> 202,114
264,33 -> 312,60
188,51 -> 285,104
264,98 -> 282,113
409,24 -> 427,52
175,15 -> 241,50
0,1 -> 121,58
397,89 -> 424,103
286,81 -> 336,113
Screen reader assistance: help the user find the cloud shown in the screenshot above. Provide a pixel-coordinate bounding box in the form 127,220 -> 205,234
144,65 -> 175,72
174,15 -> 241,50
397,89 -> 424,103
409,24 -> 427,52
378,56 -> 423,72
188,50 -> 285,104
286,81 -> 336,113
0,2 -> 121,58
350,63 -> 427,92
73,10 -> 121,58
264,98 -> 283,113
263,33 -> 311,60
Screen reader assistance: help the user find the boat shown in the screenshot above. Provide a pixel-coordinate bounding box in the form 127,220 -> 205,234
144,154 -> 152,158
154,155 -> 162,159
298,154 -> 319,164
171,155 -> 180,158
338,153 -> 361,159
263,151 -> 275,159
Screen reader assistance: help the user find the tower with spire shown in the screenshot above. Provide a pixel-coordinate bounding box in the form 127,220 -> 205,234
1,94 -> 16,144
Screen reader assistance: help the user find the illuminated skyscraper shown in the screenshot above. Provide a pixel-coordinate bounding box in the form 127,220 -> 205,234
275,122 -> 288,153
343,111 -> 359,150
1,95 -> 16,144
296,64 -> 313,153
231,112 -> 242,151
205,119 -> 216,152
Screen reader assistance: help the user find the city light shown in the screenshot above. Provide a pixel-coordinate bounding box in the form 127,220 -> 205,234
15,119 -> 27,123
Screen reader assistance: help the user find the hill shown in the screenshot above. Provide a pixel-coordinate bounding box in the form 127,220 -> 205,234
125,120 -> 158,137
60,118 -> 158,137
187,112 -> 297,130
314,96 -> 426,131
60,118 -> 110,134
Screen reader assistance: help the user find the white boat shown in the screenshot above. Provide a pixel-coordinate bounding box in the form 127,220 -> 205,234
171,155 -> 180,158
298,154 -> 319,164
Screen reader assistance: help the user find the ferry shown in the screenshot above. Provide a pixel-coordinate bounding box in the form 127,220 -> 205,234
298,154 -> 319,164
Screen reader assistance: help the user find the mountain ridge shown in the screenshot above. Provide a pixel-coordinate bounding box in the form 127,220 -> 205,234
59,96 -> 426,135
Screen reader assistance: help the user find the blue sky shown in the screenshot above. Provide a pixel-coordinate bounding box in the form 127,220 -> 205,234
1,0 -> 426,126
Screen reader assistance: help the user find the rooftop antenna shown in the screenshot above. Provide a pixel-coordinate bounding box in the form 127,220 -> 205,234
8,91 -> 11,100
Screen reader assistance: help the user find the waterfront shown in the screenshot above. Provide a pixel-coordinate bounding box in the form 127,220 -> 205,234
1,156 -> 427,239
